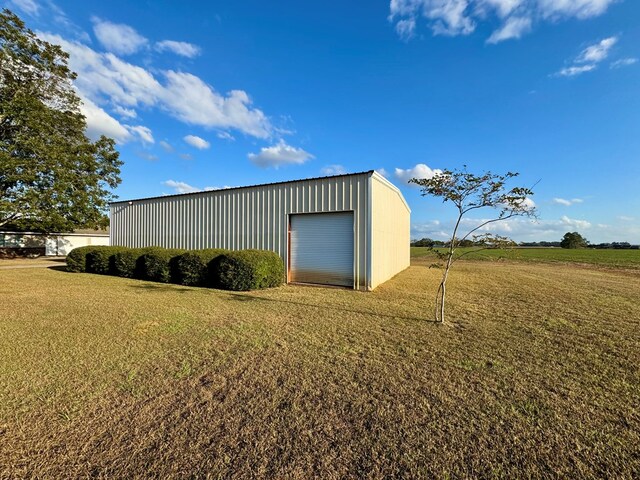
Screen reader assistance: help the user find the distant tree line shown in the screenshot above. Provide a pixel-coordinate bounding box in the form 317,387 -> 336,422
411,234 -> 639,250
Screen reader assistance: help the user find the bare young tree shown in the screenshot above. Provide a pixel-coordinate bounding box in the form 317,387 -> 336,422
410,167 -> 536,324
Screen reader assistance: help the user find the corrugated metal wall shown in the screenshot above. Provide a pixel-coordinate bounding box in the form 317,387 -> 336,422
110,173 -> 372,289
370,173 -> 411,289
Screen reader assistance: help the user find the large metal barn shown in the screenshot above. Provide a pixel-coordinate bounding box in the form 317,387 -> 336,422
110,171 -> 410,290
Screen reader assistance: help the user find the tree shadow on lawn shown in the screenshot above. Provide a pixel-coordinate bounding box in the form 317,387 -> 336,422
118,281 -> 435,323
129,284 -> 196,293
48,265 -> 70,272
226,293 -> 435,324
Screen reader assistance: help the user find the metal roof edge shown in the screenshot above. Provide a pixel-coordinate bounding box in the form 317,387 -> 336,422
110,170 -> 376,205
370,171 -> 411,213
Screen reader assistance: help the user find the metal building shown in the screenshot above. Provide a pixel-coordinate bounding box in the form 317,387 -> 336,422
110,171 -> 410,290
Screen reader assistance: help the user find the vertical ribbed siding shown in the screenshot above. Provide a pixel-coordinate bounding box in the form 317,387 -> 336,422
110,173 -> 372,290
369,173 -> 411,289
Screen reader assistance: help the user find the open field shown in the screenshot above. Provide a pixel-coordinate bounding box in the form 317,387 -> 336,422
0,257 -> 66,268
1,256 -> 639,477
411,246 -> 640,269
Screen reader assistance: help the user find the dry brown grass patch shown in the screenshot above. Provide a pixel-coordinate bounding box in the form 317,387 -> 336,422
1,258 -> 639,478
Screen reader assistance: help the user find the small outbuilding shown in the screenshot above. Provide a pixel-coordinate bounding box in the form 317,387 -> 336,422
110,171 -> 410,290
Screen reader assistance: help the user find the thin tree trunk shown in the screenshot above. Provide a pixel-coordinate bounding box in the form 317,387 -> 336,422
434,210 -> 461,323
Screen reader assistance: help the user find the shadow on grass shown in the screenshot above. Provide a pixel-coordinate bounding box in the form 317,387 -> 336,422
226,293 -> 436,323
115,279 -> 436,323
129,284 -> 195,293
48,265 -> 70,272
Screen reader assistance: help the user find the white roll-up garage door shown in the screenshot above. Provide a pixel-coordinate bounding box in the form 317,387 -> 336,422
289,212 -> 354,287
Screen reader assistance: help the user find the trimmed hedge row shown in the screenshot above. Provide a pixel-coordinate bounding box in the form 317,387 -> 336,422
66,245 -> 284,291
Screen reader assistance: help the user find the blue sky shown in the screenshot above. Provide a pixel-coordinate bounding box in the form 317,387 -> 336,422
6,0 -> 640,242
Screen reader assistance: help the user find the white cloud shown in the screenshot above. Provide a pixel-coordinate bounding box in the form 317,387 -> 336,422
486,16 -> 531,44
128,125 -> 154,144
183,134 -> 210,150
91,17 -> 148,55
576,36 -> 618,63
248,140 -> 314,168
553,197 -> 583,206
112,105 -> 137,119
517,197 -> 536,209
480,0 -> 524,18
376,168 -> 389,178
617,215 -> 634,221
163,180 -> 233,194
9,0 -> 39,15
36,32 -> 274,139
395,18 -> 416,41
160,72 -> 272,138
79,95 -> 131,143
537,0 -> 619,20
78,96 -> 154,145
163,180 -> 200,194
411,214 -> 598,242
155,40 -> 201,58
217,131 -> 235,141
321,165 -> 347,175
137,151 -> 158,161
556,64 -> 596,77
560,215 -> 591,229
394,163 -> 442,185
389,0 -> 618,43
611,57 -> 638,68
555,36 -> 619,77
159,140 -> 174,153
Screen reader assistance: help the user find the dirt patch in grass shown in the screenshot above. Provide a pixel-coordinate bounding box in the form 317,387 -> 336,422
1,258 -> 639,478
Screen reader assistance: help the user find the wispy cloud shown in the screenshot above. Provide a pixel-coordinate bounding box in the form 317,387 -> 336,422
321,165 -> 347,175
554,36 -> 618,77
163,180 -> 200,194
183,134 -> 210,150
91,17 -> 148,55
486,16 -> 532,44
395,18 -> 416,41
248,140 -> 314,168
156,40 -> 201,58
136,151 -> 158,162
576,36 -> 618,63
163,180 -> 232,194
553,197 -> 584,206
217,131 -> 235,141
159,140 -> 174,153
611,57 -> 638,69
389,0 -> 619,43
556,64 -> 596,77
9,0 -> 40,16
37,31 -> 275,141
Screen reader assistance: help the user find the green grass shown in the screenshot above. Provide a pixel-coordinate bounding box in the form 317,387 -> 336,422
411,246 -> 640,268
1,256 -> 639,478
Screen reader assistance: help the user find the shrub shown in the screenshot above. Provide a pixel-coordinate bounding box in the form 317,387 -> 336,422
86,246 -> 129,275
112,248 -> 147,278
139,247 -> 186,283
66,246 -> 96,272
212,250 -> 284,291
171,249 -> 227,286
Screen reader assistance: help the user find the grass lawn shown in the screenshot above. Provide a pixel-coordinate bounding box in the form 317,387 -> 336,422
411,246 -> 640,269
1,255 -> 639,477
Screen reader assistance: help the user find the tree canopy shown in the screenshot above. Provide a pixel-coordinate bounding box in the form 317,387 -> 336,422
0,9 -> 122,233
560,231 -> 588,249
411,167 -> 536,323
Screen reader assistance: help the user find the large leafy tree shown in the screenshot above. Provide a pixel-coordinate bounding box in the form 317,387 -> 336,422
411,168 -> 536,324
0,9 -> 122,232
560,231 -> 588,249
